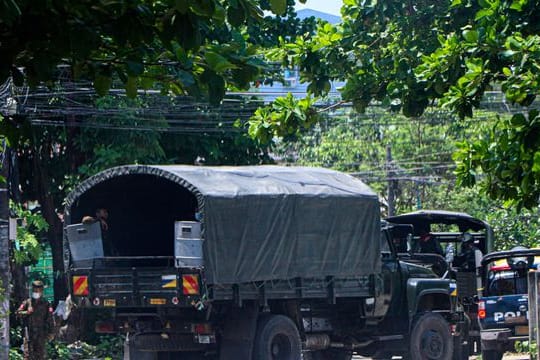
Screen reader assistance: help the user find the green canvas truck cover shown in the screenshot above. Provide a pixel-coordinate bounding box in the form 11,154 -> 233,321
64,165 -> 381,284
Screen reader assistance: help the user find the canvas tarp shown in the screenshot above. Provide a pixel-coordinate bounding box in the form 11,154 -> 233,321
64,165 -> 381,284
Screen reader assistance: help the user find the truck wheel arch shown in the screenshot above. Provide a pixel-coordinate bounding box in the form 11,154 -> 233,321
415,291 -> 451,313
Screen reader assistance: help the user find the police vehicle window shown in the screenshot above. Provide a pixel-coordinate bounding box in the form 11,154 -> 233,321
488,271 -> 515,296
488,269 -> 529,296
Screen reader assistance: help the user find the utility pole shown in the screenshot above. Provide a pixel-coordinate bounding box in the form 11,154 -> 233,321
386,145 -> 396,217
0,140 -> 10,360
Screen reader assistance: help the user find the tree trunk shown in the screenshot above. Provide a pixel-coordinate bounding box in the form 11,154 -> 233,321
32,145 -> 67,304
0,143 -> 11,360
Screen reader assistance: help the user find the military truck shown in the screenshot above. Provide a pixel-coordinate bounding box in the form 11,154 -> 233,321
386,210 -> 494,354
477,248 -> 540,360
63,165 -> 466,359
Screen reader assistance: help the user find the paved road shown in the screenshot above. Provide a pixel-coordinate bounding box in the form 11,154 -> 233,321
353,354 -> 529,359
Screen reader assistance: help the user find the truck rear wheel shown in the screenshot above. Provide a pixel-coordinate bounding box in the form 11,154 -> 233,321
481,350 -> 503,360
409,313 -> 453,360
253,314 -> 302,360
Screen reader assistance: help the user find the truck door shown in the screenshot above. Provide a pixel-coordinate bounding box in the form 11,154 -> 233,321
364,230 -> 398,320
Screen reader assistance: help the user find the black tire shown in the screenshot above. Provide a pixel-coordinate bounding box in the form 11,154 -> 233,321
253,314 -> 302,360
310,349 -> 352,360
408,313 -> 453,360
481,349 -> 503,360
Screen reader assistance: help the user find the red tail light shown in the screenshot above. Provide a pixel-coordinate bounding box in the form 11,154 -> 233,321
478,301 -> 486,319
95,321 -> 115,333
192,323 -> 212,334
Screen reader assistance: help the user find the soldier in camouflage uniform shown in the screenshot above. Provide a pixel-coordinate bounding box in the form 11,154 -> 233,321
16,280 -> 54,360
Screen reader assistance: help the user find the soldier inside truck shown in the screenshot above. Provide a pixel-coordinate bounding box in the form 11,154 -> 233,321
68,174 -> 199,265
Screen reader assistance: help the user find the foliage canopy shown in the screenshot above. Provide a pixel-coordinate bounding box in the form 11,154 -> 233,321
265,0 -> 540,209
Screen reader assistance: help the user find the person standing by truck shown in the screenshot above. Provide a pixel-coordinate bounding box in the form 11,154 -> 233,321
16,280 -> 54,360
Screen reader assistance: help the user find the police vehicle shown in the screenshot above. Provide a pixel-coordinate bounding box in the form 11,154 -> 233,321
478,247 -> 540,360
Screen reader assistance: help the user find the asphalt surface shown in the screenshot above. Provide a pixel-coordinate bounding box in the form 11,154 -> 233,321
353,354 -> 530,359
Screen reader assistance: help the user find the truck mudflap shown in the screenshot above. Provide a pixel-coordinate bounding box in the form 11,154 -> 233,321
129,331 -> 214,352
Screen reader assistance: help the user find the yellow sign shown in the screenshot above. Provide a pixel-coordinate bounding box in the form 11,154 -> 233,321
103,299 -> 116,307
150,298 -> 166,305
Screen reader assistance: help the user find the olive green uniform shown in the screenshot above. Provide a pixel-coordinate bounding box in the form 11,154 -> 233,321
17,297 -> 54,360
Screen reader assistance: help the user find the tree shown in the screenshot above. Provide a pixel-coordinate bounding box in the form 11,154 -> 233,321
1,0 -> 318,302
0,0 -> 296,104
260,0 -> 540,209
2,88 -> 272,301
279,106 -> 540,250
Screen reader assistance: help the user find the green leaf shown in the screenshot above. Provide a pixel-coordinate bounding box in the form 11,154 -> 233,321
140,76 -> 154,90
126,61 -> 144,76
510,0 -> 526,11
475,9 -> 493,20
532,152 -> 540,173
175,0 -> 189,13
190,0 -> 215,16
227,5 -> 245,26
462,29 -> 479,43
269,0 -> 287,15
125,76 -> 137,98
94,75 -> 112,96
205,51 -> 238,73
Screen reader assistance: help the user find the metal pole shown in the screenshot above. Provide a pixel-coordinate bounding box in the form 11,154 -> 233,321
386,146 -> 395,217
0,141 -> 10,360
529,270 -> 540,360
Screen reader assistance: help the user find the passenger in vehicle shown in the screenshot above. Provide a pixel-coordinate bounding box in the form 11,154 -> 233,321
82,207 -> 109,233
454,233 -> 480,271
418,230 -> 444,256
392,236 -> 408,253
82,207 -> 114,255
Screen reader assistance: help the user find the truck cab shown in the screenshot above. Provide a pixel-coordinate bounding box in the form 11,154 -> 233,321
477,248 -> 540,360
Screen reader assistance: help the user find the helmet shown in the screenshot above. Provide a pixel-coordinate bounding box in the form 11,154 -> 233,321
462,233 -> 474,244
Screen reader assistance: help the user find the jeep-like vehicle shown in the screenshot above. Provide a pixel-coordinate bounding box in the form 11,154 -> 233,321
63,165 -> 467,359
477,248 -> 540,360
386,210 -> 494,354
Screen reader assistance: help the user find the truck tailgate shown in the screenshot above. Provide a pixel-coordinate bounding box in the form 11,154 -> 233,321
480,294 -> 528,335
70,267 -> 202,308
